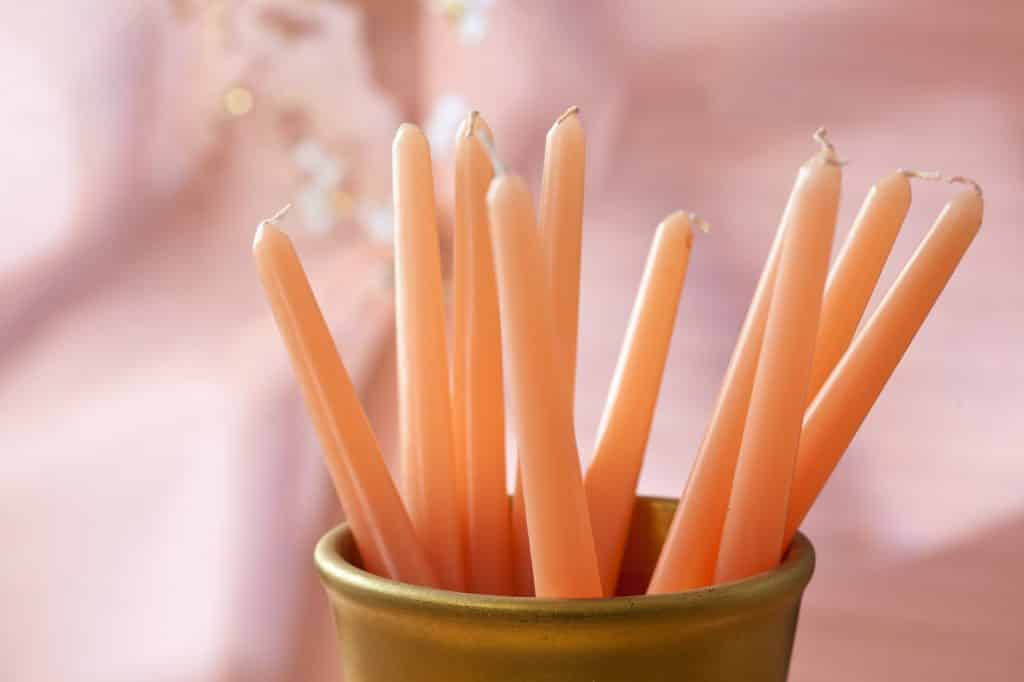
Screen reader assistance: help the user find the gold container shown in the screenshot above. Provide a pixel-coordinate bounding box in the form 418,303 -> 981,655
315,496 -> 815,681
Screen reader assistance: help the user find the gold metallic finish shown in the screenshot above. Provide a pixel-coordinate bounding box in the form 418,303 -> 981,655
316,496 -> 814,681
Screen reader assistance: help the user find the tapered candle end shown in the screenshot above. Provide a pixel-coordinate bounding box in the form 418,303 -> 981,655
253,204 -> 292,249
555,105 -> 580,125
394,123 -> 429,153
486,176 -> 536,231
899,168 -> 942,182
949,175 -> 984,201
458,111 -> 498,163
658,210 -> 707,250
871,170 -> 913,208
396,122 -> 421,136
688,212 -> 711,234
253,223 -> 266,250
897,169 -> 983,204
456,111 -> 478,139
547,106 -> 584,144
945,186 -> 985,230
487,174 -> 523,205
811,127 -> 846,166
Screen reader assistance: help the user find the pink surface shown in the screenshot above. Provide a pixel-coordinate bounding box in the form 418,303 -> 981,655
1,1 -> 1022,679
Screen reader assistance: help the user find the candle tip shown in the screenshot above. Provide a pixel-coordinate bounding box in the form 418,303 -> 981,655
474,126 -> 506,176
465,110 -> 481,137
948,175 -> 983,199
899,168 -> 944,182
898,169 -> 982,199
812,127 -> 847,166
555,105 -> 580,125
686,211 -> 711,234
253,204 -> 291,247
395,123 -> 425,147
267,203 -> 293,224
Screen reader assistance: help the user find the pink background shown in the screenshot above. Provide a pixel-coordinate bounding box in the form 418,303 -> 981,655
1,1 -> 1021,679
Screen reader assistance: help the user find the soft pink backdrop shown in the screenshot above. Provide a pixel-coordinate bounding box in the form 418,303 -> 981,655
1,1 -> 1021,680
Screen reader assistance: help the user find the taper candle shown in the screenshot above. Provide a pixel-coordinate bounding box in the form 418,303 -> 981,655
648,197 -> 787,594
806,171 -> 911,401
785,185 -> 983,546
510,107 -> 587,594
393,124 -> 465,590
584,211 -> 695,596
488,174 -> 602,598
253,214 -> 437,587
715,139 -> 841,584
540,105 -> 587,407
452,113 -> 512,594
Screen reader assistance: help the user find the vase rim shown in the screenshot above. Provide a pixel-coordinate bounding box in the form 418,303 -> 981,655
315,496 -> 815,620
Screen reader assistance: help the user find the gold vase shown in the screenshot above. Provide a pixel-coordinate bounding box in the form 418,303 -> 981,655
315,496 -> 815,681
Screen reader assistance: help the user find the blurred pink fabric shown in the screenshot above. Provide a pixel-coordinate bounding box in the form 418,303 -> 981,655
1,1 -> 1022,680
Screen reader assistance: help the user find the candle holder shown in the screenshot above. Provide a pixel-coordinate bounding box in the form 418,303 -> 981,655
315,496 -> 814,681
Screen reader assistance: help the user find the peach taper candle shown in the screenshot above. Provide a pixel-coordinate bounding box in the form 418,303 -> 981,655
648,188 -> 788,594
806,170 -> 911,401
715,132 -> 841,584
510,106 -> 587,594
584,211 -> 698,596
488,173 -> 602,598
393,124 -> 465,591
540,105 -> 587,407
253,210 -> 438,587
785,183 -> 983,546
451,113 -> 512,595
510,460 -> 533,595
509,104 -> 589,589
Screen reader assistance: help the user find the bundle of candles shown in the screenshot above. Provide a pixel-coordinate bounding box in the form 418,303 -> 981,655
254,107 -> 983,599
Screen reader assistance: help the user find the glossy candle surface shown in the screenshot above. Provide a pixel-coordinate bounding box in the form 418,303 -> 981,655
807,171 -> 911,401
785,188 -> 983,545
393,124 -> 465,590
649,197 -> 787,593
452,114 -> 512,594
511,108 -> 587,594
715,152 -> 840,584
488,175 -> 602,598
584,211 -> 693,596
254,220 -> 437,587
539,106 -> 586,409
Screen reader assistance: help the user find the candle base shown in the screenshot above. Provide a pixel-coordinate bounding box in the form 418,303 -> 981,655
315,497 -> 814,682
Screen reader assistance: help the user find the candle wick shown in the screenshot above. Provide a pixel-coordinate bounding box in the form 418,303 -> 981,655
253,203 -> 293,246
948,175 -> 984,199
473,126 -> 506,176
555,105 -> 580,125
812,127 -> 847,166
899,169 -> 944,182
686,211 -> 712,234
901,168 -> 978,197
465,110 -> 481,138
265,203 -> 293,225
899,170 -> 984,199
